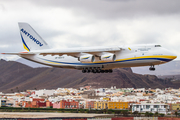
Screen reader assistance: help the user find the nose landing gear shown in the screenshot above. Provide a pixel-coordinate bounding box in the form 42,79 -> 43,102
149,65 -> 155,71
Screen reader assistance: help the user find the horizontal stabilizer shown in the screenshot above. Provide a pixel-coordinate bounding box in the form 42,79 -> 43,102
1,52 -> 35,55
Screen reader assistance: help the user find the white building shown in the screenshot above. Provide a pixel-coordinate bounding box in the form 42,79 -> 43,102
132,103 -> 169,114
0,99 -> 6,107
32,89 -> 55,97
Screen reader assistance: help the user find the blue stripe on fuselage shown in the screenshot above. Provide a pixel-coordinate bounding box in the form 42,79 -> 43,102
39,57 -> 172,66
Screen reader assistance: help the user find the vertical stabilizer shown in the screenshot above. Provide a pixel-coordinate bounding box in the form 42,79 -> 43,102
18,22 -> 50,51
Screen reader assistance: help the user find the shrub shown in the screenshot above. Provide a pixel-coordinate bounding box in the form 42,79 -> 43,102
159,113 -> 165,117
149,113 -> 154,117
107,111 -> 112,114
145,112 -> 149,117
133,111 -> 139,117
154,112 -> 159,117
80,109 -> 84,113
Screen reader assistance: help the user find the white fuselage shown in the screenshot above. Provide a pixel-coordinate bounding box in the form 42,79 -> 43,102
20,44 -> 177,70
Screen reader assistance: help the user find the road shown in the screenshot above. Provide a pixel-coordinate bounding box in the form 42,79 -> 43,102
0,112 -> 111,118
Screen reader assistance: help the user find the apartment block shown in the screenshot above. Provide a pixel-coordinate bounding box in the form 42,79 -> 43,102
132,103 -> 169,114
94,101 -> 108,109
108,102 -> 129,109
53,100 -> 79,109
172,104 -> 180,111
86,101 -> 94,109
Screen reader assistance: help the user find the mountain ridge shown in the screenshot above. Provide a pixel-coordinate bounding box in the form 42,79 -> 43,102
0,59 -> 178,93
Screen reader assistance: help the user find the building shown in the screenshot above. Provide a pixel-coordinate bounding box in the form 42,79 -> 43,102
132,103 -> 169,114
94,101 -> 108,109
32,98 -> 45,102
0,99 -> 6,107
108,102 -> 129,109
46,100 -> 53,108
94,101 -> 129,110
22,98 -> 46,108
172,104 -> 180,111
53,100 -> 79,109
32,90 -> 55,97
22,101 -> 46,108
53,101 -> 61,109
86,101 -> 94,109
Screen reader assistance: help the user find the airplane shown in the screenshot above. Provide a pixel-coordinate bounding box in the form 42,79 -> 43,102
2,23 -> 177,73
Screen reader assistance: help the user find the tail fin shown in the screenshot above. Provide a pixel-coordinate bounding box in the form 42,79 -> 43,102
18,22 -> 50,51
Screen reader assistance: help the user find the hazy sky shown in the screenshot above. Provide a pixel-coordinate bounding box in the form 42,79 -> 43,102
0,0 -> 180,60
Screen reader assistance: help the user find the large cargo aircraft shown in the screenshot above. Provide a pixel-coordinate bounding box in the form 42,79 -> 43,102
2,23 -> 177,73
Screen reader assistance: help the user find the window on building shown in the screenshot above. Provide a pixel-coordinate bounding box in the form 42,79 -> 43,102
146,105 -> 150,109
154,105 -> 159,108
143,105 -> 145,108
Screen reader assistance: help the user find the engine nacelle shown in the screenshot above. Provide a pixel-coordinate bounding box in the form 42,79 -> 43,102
101,53 -> 116,62
79,54 -> 95,63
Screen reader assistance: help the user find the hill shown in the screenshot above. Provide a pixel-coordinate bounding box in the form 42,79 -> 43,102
0,59 -> 177,93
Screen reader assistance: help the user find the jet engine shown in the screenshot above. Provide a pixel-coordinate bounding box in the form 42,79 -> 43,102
100,53 -> 116,62
79,54 -> 95,63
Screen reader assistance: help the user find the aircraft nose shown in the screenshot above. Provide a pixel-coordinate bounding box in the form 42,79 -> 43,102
163,48 -> 177,60
172,54 -> 177,59
172,55 -> 177,60
169,51 -> 177,60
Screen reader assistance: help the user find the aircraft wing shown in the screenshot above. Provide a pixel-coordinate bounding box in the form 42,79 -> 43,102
2,47 -> 122,57
38,47 -> 122,57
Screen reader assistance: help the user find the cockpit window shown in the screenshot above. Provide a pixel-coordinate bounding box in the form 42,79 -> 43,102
155,45 -> 161,47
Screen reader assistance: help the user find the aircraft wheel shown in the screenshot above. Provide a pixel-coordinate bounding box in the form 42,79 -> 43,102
109,69 -> 113,73
92,69 -> 97,73
149,67 -> 155,71
82,69 -> 86,73
101,70 -> 105,73
87,69 -> 91,73
97,69 -> 101,73
149,65 -> 155,71
95,69 -> 99,73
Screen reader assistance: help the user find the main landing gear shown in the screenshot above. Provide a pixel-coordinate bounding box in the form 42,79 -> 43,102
149,65 -> 155,71
82,68 -> 113,73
